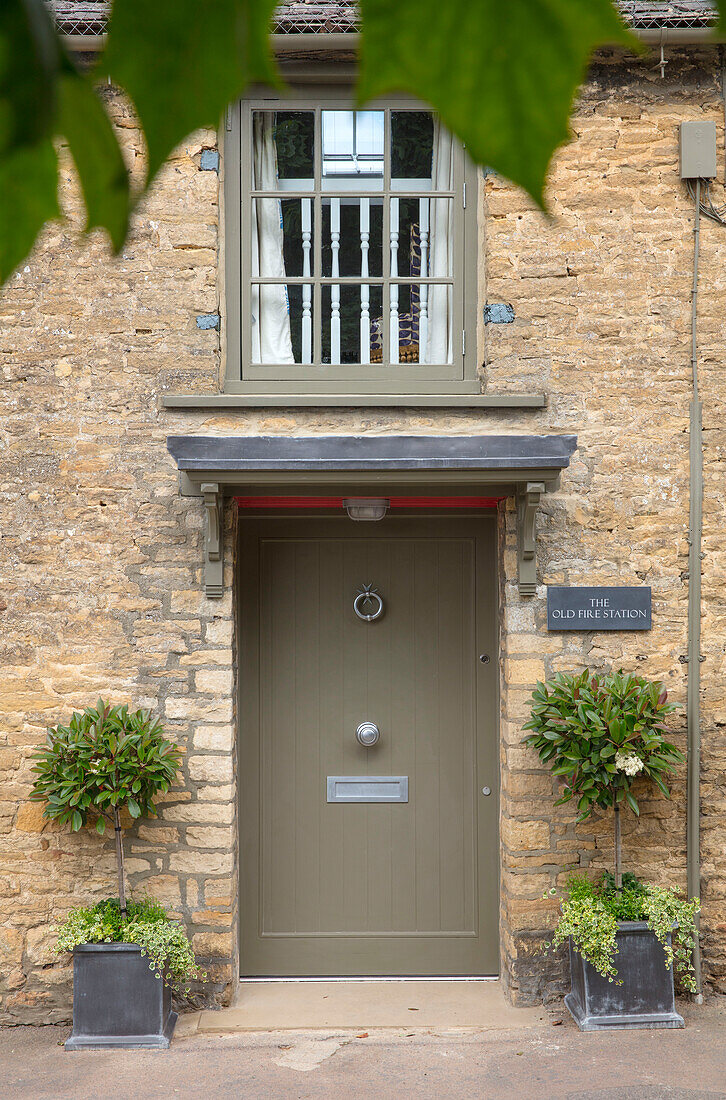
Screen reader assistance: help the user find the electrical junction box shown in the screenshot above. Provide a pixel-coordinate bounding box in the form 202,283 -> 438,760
680,120 -> 718,179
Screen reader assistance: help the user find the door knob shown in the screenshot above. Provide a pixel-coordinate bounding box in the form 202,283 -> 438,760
356,722 -> 380,747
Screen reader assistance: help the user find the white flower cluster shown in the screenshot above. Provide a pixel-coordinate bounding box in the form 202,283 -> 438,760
615,751 -> 645,776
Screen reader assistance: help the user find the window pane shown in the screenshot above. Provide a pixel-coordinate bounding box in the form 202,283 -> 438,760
322,284 -> 383,365
322,109 -> 384,191
388,284 -> 452,365
355,111 -> 385,157
322,197 -> 382,278
391,111 -> 434,182
389,197 -> 452,279
252,111 -> 314,191
251,283 -> 313,364
252,198 -> 314,278
322,110 -> 354,158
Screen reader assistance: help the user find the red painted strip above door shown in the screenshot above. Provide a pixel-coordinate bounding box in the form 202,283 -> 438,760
235,496 -> 502,510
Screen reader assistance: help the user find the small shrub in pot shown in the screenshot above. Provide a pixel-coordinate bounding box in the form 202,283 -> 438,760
30,700 -> 198,1048
523,670 -> 699,1029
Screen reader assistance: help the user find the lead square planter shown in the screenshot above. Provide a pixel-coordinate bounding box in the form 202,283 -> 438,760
65,943 -> 177,1050
565,921 -> 684,1031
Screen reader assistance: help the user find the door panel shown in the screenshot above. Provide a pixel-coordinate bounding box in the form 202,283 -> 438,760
240,517 -> 498,976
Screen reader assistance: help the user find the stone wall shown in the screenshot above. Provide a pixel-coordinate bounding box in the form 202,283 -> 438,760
491,48 -> 726,1002
0,94 -> 240,1022
1,48 -> 725,1023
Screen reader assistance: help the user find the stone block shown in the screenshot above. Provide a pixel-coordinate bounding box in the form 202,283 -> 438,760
168,851 -> 234,875
503,773 -> 555,800
190,908 -> 233,928
205,619 -> 234,645
24,926 -> 57,966
186,826 -> 234,849
193,725 -> 234,752
179,651 -> 232,667
205,886 -> 234,907
136,826 -> 180,844
196,784 -> 234,802
161,802 -> 234,825
141,874 -> 183,910
505,659 -> 546,686
0,927 -> 24,966
15,803 -> 49,833
195,669 -> 234,695
192,932 -> 233,957
501,818 -> 551,852
165,697 -> 234,722
187,755 -> 234,785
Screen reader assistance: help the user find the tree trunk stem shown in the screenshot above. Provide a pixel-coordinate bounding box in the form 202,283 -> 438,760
113,808 -> 127,918
614,803 -> 622,890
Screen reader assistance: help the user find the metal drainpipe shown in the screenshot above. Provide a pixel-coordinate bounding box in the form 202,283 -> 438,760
687,179 -> 703,1001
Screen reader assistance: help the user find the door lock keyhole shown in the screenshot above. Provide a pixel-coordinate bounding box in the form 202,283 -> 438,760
479,654 -> 490,664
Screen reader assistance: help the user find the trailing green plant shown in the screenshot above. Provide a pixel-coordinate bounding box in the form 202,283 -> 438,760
547,874 -> 700,992
54,898 -> 202,992
30,700 -> 182,915
523,669 -> 683,887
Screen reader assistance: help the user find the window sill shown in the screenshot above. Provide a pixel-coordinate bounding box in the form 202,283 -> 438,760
161,393 -> 547,409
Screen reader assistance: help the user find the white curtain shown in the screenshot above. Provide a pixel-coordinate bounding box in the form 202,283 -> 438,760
425,121 -> 454,365
251,114 -> 294,364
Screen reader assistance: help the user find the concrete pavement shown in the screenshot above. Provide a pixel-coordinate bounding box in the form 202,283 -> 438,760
2,998 -> 725,1099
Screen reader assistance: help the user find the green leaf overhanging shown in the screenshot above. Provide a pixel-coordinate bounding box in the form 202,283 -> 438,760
0,0 -> 59,156
0,137 -> 60,283
358,0 -> 635,206
56,63 -> 130,251
103,0 -> 281,186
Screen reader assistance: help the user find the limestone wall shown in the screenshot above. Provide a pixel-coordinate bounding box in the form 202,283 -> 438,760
1,49 -> 725,1022
492,48 -> 726,1002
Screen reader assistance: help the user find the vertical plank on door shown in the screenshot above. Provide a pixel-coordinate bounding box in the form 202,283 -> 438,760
436,538 -> 475,932
260,539 -> 297,933
412,539 -> 441,931
293,539 -> 321,933
317,538 -> 345,935
362,539 -> 394,934
389,538 -> 417,933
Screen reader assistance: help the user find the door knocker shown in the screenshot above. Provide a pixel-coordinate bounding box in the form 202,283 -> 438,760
354,583 -> 384,622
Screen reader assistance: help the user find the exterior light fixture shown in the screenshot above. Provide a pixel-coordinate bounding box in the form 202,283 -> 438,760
343,498 -> 389,521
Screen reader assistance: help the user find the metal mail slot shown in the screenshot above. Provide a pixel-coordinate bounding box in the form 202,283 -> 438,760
326,776 -> 409,803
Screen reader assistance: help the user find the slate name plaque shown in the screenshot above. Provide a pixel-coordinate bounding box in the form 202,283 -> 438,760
547,586 -> 651,631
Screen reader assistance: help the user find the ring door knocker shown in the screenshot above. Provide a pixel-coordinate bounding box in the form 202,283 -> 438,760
353,583 -> 384,622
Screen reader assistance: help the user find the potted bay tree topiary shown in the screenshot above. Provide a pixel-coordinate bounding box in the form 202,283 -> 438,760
30,700 -> 199,1050
523,669 -> 699,1031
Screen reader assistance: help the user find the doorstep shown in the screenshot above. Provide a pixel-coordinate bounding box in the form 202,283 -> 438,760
181,980 -> 547,1033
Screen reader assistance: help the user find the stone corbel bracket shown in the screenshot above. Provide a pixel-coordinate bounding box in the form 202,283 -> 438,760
201,482 -> 224,598
517,481 -> 545,597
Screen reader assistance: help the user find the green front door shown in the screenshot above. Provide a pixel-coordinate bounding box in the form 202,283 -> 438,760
239,516 -> 499,976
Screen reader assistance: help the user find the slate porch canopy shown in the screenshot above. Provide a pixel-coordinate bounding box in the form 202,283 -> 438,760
166,434 -> 578,598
